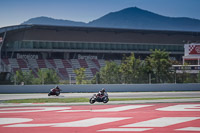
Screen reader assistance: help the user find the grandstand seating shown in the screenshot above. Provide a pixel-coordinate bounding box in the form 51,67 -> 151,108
86,59 -> 95,68
58,68 -> 69,78
32,68 -> 38,78
21,68 -> 30,73
12,68 -> 19,73
85,68 -> 93,77
66,68 -> 76,77
54,59 -> 64,68
91,68 -> 98,75
71,59 -> 81,68
78,59 -> 89,68
17,59 -> 28,68
92,59 -> 100,68
62,59 -> 72,68
47,59 -> 56,68
2,59 -> 9,65
37,59 -> 47,68
9,58 -> 19,68
2,58 -> 115,80
98,59 -> 106,67
28,59 -> 38,68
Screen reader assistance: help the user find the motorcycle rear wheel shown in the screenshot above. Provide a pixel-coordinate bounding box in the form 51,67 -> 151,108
89,98 -> 95,104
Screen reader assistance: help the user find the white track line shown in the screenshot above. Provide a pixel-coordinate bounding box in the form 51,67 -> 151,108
99,128 -> 152,132
122,117 -> 200,127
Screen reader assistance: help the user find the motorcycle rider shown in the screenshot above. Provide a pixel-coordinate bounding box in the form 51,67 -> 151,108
89,88 -> 109,104
51,85 -> 61,94
98,88 -> 106,97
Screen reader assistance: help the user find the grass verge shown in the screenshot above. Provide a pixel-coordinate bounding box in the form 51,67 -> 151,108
2,97 -> 200,103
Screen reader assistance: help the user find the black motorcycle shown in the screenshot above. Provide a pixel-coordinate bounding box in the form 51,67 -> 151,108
48,89 -> 61,96
89,92 -> 109,104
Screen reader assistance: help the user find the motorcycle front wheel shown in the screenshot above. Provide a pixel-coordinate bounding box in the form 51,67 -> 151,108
103,97 -> 109,103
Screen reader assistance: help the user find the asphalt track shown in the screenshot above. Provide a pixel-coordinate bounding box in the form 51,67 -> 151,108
0,103 -> 200,133
0,91 -> 200,101
0,92 -> 200,132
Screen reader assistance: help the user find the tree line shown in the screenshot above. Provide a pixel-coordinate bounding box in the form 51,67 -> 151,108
91,49 -> 173,84
12,69 -> 59,85
76,49 -> 200,84
12,49 -> 200,85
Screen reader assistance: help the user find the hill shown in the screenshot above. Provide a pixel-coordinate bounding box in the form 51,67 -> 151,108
22,7 -> 200,31
23,16 -> 86,26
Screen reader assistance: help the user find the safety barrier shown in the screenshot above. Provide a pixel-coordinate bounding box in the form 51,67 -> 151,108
0,84 -> 200,93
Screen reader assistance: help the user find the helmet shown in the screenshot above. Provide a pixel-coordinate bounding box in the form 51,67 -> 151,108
101,88 -> 105,92
55,85 -> 59,89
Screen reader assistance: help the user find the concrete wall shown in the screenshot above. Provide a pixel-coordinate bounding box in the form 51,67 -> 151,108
0,84 -> 200,93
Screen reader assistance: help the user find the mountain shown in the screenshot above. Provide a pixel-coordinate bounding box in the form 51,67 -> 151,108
22,16 -> 86,26
88,7 -> 200,31
22,7 -> 200,31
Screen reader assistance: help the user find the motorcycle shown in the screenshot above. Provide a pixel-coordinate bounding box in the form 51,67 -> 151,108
89,92 -> 109,104
48,89 -> 61,96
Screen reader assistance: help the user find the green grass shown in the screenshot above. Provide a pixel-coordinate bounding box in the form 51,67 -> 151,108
110,97 -> 200,101
2,97 -> 200,103
3,98 -> 89,103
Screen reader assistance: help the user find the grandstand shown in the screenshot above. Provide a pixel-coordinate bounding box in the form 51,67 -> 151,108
0,25 -> 200,81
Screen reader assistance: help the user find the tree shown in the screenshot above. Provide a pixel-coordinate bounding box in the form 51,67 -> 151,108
45,69 -> 60,84
143,57 -> 154,83
22,70 -> 34,85
15,70 -> 34,85
99,61 -> 121,84
33,69 -> 59,84
74,68 -> 86,84
146,49 -> 172,83
37,69 -> 46,84
197,72 -> 200,83
119,53 -> 143,84
15,70 -> 24,85
91,72 -> 101,84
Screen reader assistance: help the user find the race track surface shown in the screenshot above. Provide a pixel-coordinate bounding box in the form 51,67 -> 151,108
0,91 -> 200,101
0,103 -> 200,133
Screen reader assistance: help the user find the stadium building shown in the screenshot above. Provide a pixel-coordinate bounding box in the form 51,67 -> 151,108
0,25 -> 200,82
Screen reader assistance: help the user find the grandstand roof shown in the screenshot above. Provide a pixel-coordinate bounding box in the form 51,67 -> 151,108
0,25 -> 32,34
1,24 -> 200,35
1,24 -> 200,45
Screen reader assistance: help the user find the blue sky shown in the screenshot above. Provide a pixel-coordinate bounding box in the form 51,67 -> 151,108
0,0 -> 200,28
